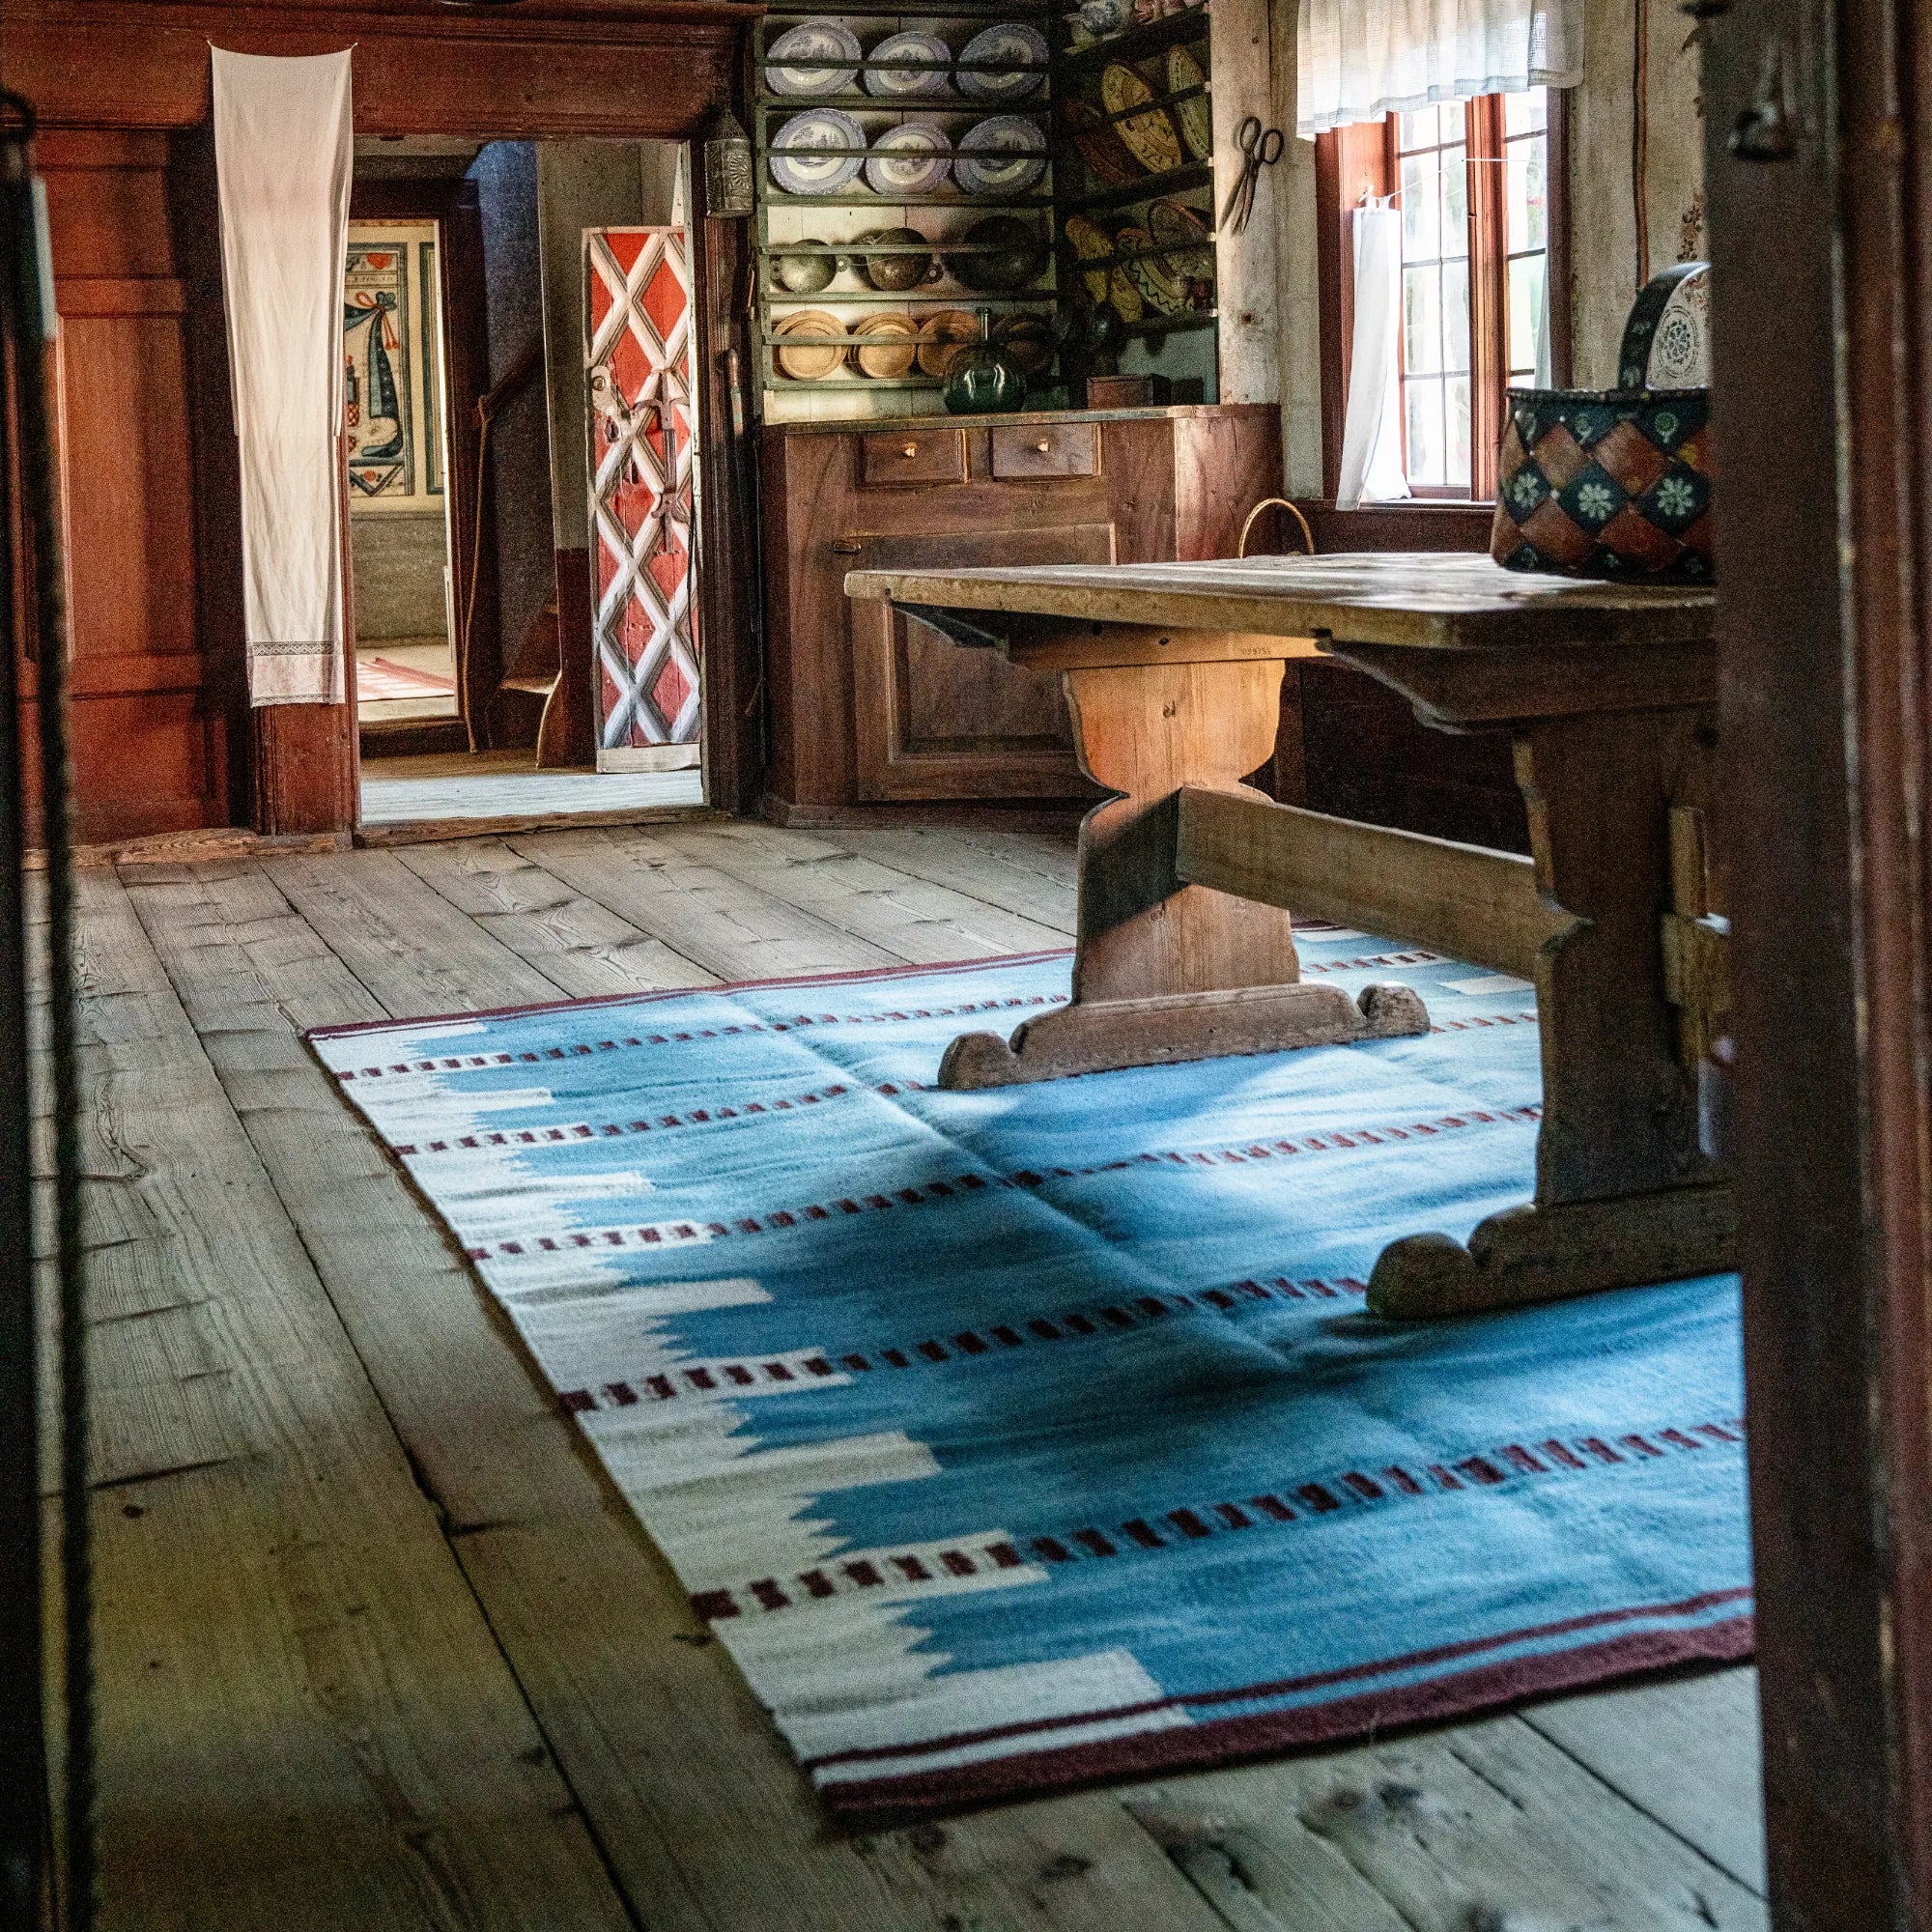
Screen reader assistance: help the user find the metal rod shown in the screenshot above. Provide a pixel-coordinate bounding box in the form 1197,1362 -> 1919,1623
0,86 -> 46,1932
2,85 -> 92,1932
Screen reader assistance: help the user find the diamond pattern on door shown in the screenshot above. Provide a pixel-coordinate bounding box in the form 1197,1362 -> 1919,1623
585,226 -> 702,753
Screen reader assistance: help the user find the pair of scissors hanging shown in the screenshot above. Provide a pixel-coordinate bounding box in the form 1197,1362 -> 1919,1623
1221,114 -> 1285,236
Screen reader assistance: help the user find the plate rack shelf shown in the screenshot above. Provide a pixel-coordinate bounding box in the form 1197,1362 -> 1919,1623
753,0 -> 1219,419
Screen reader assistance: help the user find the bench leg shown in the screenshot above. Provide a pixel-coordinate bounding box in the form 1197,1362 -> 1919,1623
940,656 -> 1430,1089
1367,704 -> 1733,1317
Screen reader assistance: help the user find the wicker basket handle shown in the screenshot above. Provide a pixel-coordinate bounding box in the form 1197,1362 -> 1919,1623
1236,497 -> 1317,559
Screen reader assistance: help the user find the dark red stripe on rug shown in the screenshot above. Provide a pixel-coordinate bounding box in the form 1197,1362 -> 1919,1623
814,1611 -> 1755,1825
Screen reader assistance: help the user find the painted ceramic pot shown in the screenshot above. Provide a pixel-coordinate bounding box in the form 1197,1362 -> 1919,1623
1491,264 -> 1715,582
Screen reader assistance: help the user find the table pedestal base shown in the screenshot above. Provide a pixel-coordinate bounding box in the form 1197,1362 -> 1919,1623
938,980 -> 1429,1090
1366,1181 -> 1736,1319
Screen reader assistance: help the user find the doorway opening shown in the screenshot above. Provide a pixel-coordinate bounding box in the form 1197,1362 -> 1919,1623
346,210 -> 461,728
346,135 -> 707,832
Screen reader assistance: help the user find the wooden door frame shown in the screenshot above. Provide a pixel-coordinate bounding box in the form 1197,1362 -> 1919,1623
260,127 -> 758,832
1705,0 -> 1932,1922
347,175 -> 496,762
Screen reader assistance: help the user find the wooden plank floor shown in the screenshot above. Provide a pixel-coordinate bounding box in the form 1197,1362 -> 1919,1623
58,820 -> 1767,1931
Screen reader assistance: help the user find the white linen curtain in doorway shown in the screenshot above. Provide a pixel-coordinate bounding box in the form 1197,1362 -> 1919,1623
1295,0 -> 1583,139
212,47 -> 355,706
1336,202 -> 1410,508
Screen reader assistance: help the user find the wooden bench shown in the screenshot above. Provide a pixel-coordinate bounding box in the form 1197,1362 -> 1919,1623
844,552 -> 1727,1321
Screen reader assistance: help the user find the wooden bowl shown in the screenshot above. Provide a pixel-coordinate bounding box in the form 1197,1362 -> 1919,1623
993,312 -> 1055,377
917,308 -> 979,377
772,309 -> 846,381
851,311 -> 920,379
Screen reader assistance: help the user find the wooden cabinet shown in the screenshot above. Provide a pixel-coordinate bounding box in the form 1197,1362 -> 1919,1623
760,402 -> 1279,813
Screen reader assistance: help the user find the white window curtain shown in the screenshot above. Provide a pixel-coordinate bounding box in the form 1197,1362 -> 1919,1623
212,47 -> 355,706
1335,203 -> 1409,509
1296,0 -> 1583,140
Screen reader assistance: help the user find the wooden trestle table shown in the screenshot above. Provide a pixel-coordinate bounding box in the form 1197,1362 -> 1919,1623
844,552 -> 1729,1321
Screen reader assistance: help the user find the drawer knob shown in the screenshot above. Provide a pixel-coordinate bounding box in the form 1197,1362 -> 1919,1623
901,442 -> 919,458
1035,438 -> 1052,453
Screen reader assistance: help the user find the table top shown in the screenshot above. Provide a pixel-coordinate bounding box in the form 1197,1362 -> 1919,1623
844,552 -> 1717,651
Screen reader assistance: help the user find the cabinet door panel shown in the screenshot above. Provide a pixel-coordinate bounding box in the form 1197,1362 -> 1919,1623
850,523 -> 1112,800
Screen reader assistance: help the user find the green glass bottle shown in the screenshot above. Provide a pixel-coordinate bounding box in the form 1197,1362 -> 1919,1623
941,308 -> 1028,415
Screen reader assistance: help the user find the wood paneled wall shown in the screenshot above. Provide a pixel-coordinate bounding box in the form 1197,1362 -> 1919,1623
22,129 -> 238,843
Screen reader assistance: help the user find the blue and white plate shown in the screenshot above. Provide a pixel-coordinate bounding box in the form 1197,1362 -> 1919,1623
770,108 -> 867,195
765,20 -> 863,98
864,121 -> 953,196
957,22 -> 1050,100
955,115 -> 1048,195
865,29 -> 954,99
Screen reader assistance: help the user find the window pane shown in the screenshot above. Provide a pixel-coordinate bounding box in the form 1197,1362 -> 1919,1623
1406,378 -> 1444,487
1400,103 -> 1439,149
1440,144 -> 1468,256
1503,88 -> 1547,136
1402,154 -> 1438,258
1404,264 -> 1443,375
1509,253 -> 1546,377
1506,134 -> 1547,253
1442,256 -> 1470,373
1445,374 -> 1472,490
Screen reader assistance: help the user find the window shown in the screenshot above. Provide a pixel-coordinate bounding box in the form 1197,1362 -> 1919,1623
1318,88 -> 1563,503
1392,90 -> 1551,498
1499,90 -> 1551,391
1392,104 -> 1472,495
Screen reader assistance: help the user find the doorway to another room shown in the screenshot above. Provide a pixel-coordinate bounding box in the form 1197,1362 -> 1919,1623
347,135 -> 708,832
346,211 -> 462,729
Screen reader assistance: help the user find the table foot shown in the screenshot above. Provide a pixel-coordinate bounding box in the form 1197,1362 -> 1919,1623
1366,1181 -> 1737,1320
937,980 -> 1429,1091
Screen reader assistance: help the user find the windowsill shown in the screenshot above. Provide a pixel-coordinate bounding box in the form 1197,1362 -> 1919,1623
1307,497 -> 1495,514
1276,497 -> 1498,557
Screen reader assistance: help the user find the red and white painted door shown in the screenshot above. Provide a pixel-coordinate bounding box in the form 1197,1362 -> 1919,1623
585,225 -> 702,771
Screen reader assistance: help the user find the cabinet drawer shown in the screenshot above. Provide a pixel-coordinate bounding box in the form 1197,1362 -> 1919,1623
861,428 -> 967,487
990,422 -> 1100,480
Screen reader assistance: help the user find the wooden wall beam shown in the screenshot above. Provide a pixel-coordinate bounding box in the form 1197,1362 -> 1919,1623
1173,783 -> 1567,978
1,2 -> 751,136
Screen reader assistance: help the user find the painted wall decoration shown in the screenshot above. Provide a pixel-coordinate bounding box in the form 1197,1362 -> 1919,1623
344,220 -> 446,508
585,224 -> 702,765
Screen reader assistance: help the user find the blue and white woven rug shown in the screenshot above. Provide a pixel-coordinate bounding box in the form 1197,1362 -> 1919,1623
310,926 -> 1750,1821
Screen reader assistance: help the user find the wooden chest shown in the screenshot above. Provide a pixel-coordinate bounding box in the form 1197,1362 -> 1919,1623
758,404 -> 1280,812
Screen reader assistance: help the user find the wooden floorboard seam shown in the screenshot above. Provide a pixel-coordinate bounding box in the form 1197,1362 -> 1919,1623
1516,1700 -> 1767,1895
1441,1728 -> 1756,1910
